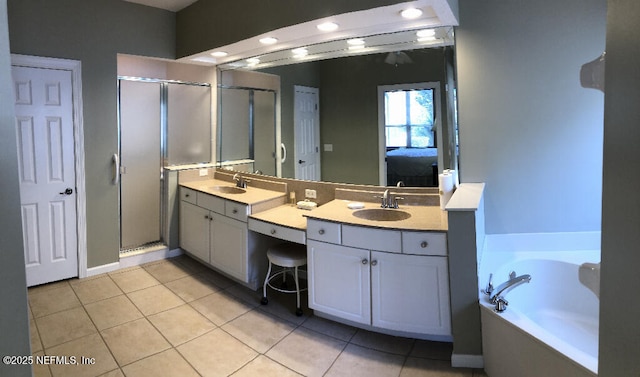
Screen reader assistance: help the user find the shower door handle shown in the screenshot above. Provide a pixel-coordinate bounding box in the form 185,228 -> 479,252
112,154 -> 120,185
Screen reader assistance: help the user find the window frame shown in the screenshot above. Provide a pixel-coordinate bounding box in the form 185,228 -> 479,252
377,82 -> 442,186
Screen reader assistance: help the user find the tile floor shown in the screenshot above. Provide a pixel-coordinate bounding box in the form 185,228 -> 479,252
28,255 -> 489,377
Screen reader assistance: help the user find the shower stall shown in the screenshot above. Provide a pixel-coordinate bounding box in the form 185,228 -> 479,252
118,78 -> 211,253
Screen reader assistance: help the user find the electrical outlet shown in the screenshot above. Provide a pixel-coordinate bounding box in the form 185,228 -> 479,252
199,169 -> 209,177
305,189 -> 317,199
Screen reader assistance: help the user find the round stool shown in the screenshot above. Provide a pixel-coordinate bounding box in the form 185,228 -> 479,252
260,242 -> 307,316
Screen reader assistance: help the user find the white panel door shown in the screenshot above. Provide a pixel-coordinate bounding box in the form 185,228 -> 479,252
12,65 -> 78,286
294,86 -> 320,181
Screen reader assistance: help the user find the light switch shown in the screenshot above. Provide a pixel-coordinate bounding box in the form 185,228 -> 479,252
199,169 -> 208,177
324,144 -> 333,152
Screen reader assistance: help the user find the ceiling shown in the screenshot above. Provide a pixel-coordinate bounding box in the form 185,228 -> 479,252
122,0 -> 458,69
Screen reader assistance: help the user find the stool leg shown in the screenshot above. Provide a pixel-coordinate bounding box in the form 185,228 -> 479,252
261,261 -> 272,305
294,266 -> 303,316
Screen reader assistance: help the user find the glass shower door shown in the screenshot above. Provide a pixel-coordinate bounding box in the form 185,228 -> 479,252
118,79 -> 162,250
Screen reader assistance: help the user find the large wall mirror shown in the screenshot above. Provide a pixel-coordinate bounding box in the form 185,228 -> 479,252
217,27 -> 458,187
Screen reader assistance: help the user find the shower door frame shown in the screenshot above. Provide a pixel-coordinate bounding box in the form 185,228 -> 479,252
117,77 -> 211,253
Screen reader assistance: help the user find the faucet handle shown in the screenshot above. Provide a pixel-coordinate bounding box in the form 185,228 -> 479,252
392,196 -> 404,209
482,273 -> 494,296
493,296 -> 509,312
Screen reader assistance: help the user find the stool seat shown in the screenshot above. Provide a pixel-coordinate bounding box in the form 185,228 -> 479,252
261,242 -> 307,316
267,243 -> 306,268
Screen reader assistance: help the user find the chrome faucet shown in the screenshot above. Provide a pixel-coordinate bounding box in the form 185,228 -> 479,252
233,173 -> 248,188
375,189 -> 403,209
486,271 -> 532,312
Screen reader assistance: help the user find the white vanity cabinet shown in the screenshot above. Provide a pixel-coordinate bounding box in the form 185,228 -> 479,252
179,201 -> 211,263
209,211 -> 247,282
371,251 -> 450,335
179,187 -> 265,289
308,240 -> 371,325
307,219 -> 451,337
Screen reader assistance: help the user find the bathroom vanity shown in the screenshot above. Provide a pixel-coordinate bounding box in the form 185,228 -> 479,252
178,169 -> 452,339
303,199 -> 450,338
179,176 -> 287,290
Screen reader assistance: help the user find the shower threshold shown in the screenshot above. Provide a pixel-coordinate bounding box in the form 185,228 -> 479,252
120,241 -> 167,256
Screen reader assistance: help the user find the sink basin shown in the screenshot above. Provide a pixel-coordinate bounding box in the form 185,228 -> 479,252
352,208 -> 411,222
209,186 -> 246,194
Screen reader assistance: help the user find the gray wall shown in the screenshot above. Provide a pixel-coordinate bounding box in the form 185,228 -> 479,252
264,49 -> 450,185
599,0 -> 640,374
319,49 -> 449,185
456,0 -> 607,234
0,1 -> 31,375
8,0 -> 176,267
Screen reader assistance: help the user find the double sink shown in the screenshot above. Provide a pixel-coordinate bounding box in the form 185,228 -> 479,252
210,183 -> 415,223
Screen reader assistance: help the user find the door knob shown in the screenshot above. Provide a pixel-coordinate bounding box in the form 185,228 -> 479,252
60,188 -> 73,195
298,160 -> 305,164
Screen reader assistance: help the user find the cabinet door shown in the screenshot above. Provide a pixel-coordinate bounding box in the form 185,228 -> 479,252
371,252 -> 451,335
210,212 -> 247,282
308,240 -> 371,325
180,201 -> 210,263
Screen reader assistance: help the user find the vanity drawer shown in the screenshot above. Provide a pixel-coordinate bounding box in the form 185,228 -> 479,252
306,219 -> 341,244
180,187 -> 198,205
196,192 -> 225,214
225,201 -> 249,222
402,231 -> 447,256
342,225 -> 401,253
248,218 -> 306,244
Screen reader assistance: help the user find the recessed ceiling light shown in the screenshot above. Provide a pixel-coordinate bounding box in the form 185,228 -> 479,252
292,48 -> 309,57
247,57 -> 261,65
191,56 -> 217,64
317,22 -> 339,32
416,29 -> 436,38
347,38 -> 365,46
211,51 -> 228,58
259,37 -> 278,45
401,8 -> 423,19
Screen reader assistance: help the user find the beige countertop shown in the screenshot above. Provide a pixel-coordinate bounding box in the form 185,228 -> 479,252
180,179 -> 286,207
248,204 -> 309,231
303,199 -> 448,232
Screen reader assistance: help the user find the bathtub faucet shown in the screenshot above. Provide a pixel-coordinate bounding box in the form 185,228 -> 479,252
489,272 -> 532,312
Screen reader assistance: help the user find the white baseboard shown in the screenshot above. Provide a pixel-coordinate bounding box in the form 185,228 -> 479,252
86,262 -> 120,277
451,353 -> 484,369
85,247 -> 183,278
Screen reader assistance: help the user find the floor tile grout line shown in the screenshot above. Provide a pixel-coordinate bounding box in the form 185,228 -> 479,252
28,255 -> 475,377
